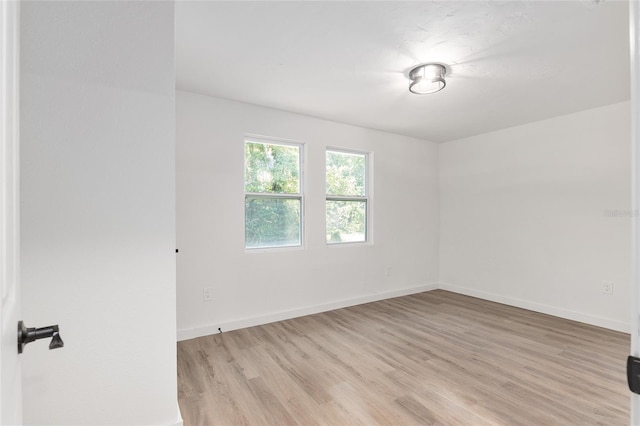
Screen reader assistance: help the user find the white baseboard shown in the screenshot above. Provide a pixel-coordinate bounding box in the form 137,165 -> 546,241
177,281 -> 630,341
172,402 -> 183,426
439,282 -> 630,333
177,282 -> 439,341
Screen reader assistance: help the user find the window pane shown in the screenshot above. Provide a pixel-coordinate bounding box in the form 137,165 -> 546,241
326,151 -> 365,196
245,197 -> 301,248
245,142 -> 300,194
326,200 -> 366,243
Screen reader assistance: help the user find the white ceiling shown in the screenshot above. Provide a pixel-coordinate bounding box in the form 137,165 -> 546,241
175,1 -> 630,143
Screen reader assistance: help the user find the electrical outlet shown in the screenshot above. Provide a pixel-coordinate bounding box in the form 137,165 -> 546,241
602,281 -> 613,295
385,267 -> 392,277
203,287 -> 213,302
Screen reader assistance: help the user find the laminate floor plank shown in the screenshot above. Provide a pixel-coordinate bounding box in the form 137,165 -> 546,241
178,290 -> 629,425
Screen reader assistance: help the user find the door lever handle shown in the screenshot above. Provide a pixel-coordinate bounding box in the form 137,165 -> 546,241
18,321 -> 64,354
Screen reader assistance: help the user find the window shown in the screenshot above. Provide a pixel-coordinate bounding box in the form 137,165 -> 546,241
244,138 -> 303,249
326,149 -> 368,244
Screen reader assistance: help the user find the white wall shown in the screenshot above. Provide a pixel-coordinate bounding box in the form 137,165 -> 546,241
176,91 -> 440,339
20,2 -> 181,425
439,101 -> 631,332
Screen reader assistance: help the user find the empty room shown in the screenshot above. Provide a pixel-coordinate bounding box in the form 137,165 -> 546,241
5,0 -> 640,425
174,1 -> 633,425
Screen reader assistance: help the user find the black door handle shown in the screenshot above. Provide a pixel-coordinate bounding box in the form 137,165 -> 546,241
18,321 -> 64,354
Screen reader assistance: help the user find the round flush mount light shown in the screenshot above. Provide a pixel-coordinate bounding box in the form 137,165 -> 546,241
408,63 -> 447,95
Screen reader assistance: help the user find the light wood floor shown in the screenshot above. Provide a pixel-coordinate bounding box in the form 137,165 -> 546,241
177,290 -> 630,425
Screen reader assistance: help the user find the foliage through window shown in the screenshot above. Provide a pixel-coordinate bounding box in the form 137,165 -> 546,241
326,149 -> 368,244
245,138 -> 302,248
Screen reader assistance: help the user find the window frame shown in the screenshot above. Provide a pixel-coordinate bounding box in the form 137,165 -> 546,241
325,147 -> 370,245
244,135 -> 305,250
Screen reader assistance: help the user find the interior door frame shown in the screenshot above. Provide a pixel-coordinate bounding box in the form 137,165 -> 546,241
631,0 -> 639,424
0,0 -> 22,424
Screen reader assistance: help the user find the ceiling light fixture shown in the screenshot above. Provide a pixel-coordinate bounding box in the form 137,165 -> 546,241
408,63 -> 447,95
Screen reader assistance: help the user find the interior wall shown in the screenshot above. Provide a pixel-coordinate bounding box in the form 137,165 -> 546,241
439,101 -> 631,332
20,2 -> 181,425
176,91 -> 440,339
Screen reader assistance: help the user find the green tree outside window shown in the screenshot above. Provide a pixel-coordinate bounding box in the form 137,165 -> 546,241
245,140 -> 302,248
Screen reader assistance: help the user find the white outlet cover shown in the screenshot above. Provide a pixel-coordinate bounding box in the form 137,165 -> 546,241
203,288 -> 213,301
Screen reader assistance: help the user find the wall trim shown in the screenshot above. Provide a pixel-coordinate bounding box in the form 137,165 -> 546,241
172,402 -> 183,426
439,282 -> 630,333
177,282 -> 439,341
177,281 -> 631,341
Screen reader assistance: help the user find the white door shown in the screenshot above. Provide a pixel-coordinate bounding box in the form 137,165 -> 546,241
0,1 -> 22,424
